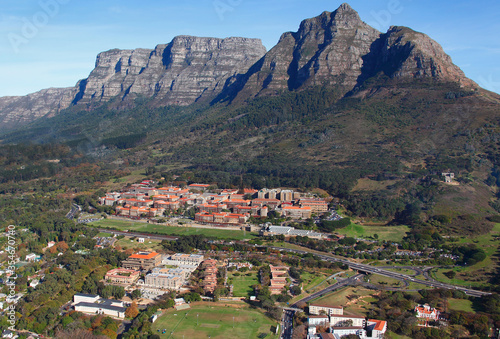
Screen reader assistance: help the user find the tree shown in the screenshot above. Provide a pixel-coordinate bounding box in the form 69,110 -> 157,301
125,302 -> 139,318
291,285 -> 302,296
131,289 -> 142,300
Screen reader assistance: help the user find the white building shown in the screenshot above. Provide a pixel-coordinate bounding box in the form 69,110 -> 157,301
163,253 -> 204,267
73,293 -> 126,319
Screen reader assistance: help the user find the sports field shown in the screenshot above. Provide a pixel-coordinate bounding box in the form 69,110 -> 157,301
152,304 -> 278,338
90,218 -> 255,240
229,272 -> 259,298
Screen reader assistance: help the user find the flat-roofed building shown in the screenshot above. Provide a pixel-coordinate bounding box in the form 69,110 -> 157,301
299,198 -> 329,213
309,303 -> 344,316
73,294 -> 126,319
165,253 -> 204,267
122,252 -> 162,271
145,271 -> 184,290
330,314 -> 366,328
281,206 -> 312,219
105,268 -> 140,284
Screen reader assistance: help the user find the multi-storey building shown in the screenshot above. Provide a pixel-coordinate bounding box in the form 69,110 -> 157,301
122,252 -> 162,271
105,268 -> 140,284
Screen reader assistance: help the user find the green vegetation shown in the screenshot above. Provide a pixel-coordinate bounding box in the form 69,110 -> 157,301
336,223 -> 410,242
114,236 -> 163,251
151,304 -> 278,338
90,218 -> 255,240
229,271 -> 259,298
448,298 -> 475,313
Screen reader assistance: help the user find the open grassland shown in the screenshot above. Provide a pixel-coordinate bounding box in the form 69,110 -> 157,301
366,274 -> 406,288
152,303 -> 278,339
90,218 -> 255,240
229,272 -> 259,298
310,286 -> 377,316
448,298 -> 475,313
336,223 -> 409,242
114,236 -> 163,251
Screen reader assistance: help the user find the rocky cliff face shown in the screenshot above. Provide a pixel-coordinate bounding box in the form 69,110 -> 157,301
0,87 -> 77,132
219,3 -> 476,102
74,36 -> 267,106
0,36 -> 266,132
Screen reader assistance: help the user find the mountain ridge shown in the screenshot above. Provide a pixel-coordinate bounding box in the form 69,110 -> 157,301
0,3 -> 481,134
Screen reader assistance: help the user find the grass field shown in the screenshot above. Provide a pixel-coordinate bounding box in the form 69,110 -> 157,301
152,304 -> 278,338
310,286 -> 376,316
229,272 -> 259,298
366,274 -> 405,288
90,218 -> 255,240
114,236 -> 163,251
336,223 -> 410,242
448,298 -> 475,313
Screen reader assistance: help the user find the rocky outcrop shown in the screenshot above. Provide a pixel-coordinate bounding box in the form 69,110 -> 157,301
373,26 -> 476,88
74,36 -> 267,106
218,3 -> 477,102
0,87 -> 77,133
0,36 -> 266,132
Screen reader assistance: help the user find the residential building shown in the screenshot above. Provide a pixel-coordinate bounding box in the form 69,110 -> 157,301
308,315 -> 330,327
299,198 -> 329,213
164,253 -> 204,267
309,304 -> 343,316
145,269 -> 184,290
415,304 -> 440,321
281,206 -> 312,219
202,259 -> 218,294
25,253 -> 37,262
280,190 -> 294,202
366,319 -> 387,338
330,314 -> 366,327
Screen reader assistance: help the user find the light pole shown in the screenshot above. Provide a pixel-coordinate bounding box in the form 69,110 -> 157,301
197,313 -> 199,326
233,316 -> 234,328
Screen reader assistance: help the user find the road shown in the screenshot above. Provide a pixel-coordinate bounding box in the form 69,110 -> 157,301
65,203 -> 80,219
279,274 -> 364,339
96,228 -> 178,241
269,246 -> 491,298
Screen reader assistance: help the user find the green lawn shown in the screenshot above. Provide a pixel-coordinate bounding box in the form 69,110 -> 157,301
229,272 -> 259,298
448,298 -> 475,313
90,219 -> 256,240
366,274 -> 405,288
152,304 -> 278,338
114,236 -> 163,251
336,223 -> 410,242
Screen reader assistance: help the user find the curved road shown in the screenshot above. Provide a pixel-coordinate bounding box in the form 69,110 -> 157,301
269,246 -> 490,298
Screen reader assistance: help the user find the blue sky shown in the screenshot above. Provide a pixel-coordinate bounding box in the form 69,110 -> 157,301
0,0 -> 499,96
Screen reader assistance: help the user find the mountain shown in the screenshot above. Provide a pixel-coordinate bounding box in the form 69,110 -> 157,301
1,3 -> 479,133
2,3 -> 500,232
0,36 -> 266,133
217,3 -> 476,102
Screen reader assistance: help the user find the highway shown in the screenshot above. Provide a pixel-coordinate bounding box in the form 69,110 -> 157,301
269,246 -> 491,298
